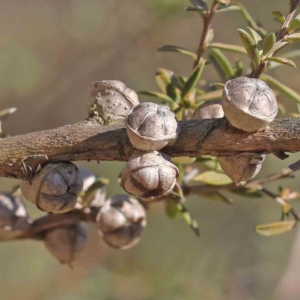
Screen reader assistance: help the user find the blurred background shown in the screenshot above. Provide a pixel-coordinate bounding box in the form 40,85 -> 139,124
0,0 -> 300,299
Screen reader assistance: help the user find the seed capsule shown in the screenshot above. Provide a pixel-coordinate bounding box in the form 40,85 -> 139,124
97,195 -> 146,249
222,77 -> 278,132
121,150 -> 179,201
87,80 -> 139,124
125,102 -> 178,151
44,222 -> 87,264
192,100 -> 224,120
21,162 -> 83,213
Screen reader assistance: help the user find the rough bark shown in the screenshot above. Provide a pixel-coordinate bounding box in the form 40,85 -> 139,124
0,117 -> 299,179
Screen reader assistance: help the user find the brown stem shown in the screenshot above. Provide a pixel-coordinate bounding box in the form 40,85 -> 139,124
193,0 -> 219,69
251,0 -> 300,78
1,118 -> 300,179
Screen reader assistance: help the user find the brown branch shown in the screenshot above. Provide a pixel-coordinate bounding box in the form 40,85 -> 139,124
193,0 -> 219,69
251,0 -> 300,78
1,117 -> 300,179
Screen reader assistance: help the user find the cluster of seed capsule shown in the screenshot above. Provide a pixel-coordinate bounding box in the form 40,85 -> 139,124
13,77 -> 278,264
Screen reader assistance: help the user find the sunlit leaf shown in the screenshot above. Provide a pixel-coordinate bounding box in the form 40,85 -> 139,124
256,220 -> 296,236
158,45 -> 197,59
139,91 -> 175,103
289,15 -> 300,32
269,41 -> 288,53
285,33 -> 300,42
246,27 -> 263,45
176,202 -> 200,237
262,33 -> 276,57
189,0 -> 209,10
272,11 -> 285,24
81,177 -> 109,206
217,0 -> 231,5
268,50 -> 300,69
0,107 -> 17,120
260,74 -> 300,104
193,170 -> 232,185
165,200 -> 180,218
216,5 -> 240,13
208,43 -> 247,55
196,89 -> 223,102
155,68 -> 171,93
265,57 -> 297,68
209,48 -> 234,80
238,29 -> 260,66
204,29 -> 214,46
181,60 -> 205,99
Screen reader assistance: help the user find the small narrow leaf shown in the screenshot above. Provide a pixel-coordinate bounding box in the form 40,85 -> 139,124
230,188 -> 263,198
209,48 -> 235,80
272,11 -> 285,24
158,45 -> 197,59
202,192 -> 233,204
265,57 -> 297,68
181,60 -> 205,99
238,29 -> 260,67
217,0 -> 231,5
172,157 -> 196,165
155,68 -> 171,93
246,27 -> 263,45
268,50 -> 300,69
262,33 -> 276,57
208,43 -> 247,55
216,5 -> 240,13
234,59 -> 244,77
193,170 -> 232,185
176,202 -> 200,237
195,89 -> 223,102
171,73 -> 184,90
81,177 -> 109,206
261,74 -> 300,104
289,17 -> 300,32
166,84 -> 180,102
185,6 -> 205,12
256,220 -> 296,236
285,33 -> 300,42
204,29 -> 214,46
139,91 -> 174,103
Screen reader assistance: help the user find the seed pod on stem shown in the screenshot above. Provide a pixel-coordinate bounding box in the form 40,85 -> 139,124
87,80 -> 139,124
222,77 -> 278,132
97,195 -> 146,249
121,150 -> 179,201
192,100 -> 224,120
20,162 -> 83,214
43,222 -> 87,264
125,102 -> 178,151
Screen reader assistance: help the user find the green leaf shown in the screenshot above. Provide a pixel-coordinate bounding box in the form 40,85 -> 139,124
172,157 -> 196,164
246,27 -> 263,45
139,91 -> 175,103
195,89 -> 223,102
238,29 -> 260,67
158,45 -> 197,59
171,73 -> 184,90
260,74 -> 300,104
204,29 -> 214,46
285,33 -> 300,42
81,177 -> 109,206
265,57 -> 296,68
203,192 -> 233,204
155,68 -> 171,93
262,33 -> 276,57
185,6 -> 205,12
230,188 -> 263,198
216,5 -> 240,13
209,48 -> 234,80
234,59 -> 244,77
181,60 -> 205,99
165,200 -> 180,218
192,170 -> 232,185
208,43 -> 247,55
256,220 -> 296,236
289,16 -> 300,32
166,84 -> 180,102
176,202 -> 200,237
272,11 -> 285,24
269,42 -> 288,53
268,50 -> 300,69
217,0 -> 231,5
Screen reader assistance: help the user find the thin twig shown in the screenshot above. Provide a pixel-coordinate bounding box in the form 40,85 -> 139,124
193,0 -> 219,69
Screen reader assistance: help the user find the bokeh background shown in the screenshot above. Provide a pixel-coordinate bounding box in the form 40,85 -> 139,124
0,0 -> 300,299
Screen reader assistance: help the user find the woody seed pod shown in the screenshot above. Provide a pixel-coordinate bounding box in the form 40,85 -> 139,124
20,162 -> 83,214
0,194 -> 30,239
218,154 -> 266,183
222,77 -> 278,132
97,194 -> 146,249
125,102 -> 178,151
192,100 -> 224,120
87,80 -> 139,124
44,222 -> 87,264
121,150 -> 179,201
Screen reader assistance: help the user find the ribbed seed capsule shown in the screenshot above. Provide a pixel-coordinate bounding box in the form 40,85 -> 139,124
125,102 -> 178,151
20,162 -> 83,213
121,151 -> 179,201
97,195 -> 146,249
44,222 -> 87,264
192,100 -> 224,120
222,77 -> 278,132
87,80 -> 139,124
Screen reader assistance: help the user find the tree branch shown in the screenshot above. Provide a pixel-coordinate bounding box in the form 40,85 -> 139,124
0,117 -> 300,179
